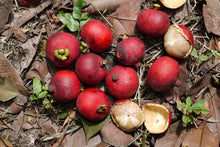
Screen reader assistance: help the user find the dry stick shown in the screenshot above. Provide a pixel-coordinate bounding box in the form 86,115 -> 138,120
190,16 -> 202,32
59,6 -> 73,11
3,0 -> 52,40
56,121 -> 71,147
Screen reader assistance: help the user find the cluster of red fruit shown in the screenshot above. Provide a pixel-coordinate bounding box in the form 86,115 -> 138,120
46,9 -> 193,133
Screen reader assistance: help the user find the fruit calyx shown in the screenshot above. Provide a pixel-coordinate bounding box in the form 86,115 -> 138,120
112,73 -> 119,81
96,104 -> 107,113
54,48 -> 70,61
99,59 -> 108,68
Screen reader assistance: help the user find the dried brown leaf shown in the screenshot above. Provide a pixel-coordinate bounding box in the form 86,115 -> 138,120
0,52 -> 27,95
100,121 -> 134,147
0,0 -> 12,31
12,27 -> 27,43
182,122 -> 218,147
203,0 -> 220,36
0,136 -> 13,147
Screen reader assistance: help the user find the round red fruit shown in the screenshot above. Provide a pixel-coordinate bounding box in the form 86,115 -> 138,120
18,0 -> 41,7
105,65 -> 139,99
46,32 -> 80,67
116,37 -> 145,67
146,56 -> 180,92
137,9 -> 170,38
81,20 -> 113,53
76,88 -> 110,121
50,70 -> 80,102
75,53 -> 107,85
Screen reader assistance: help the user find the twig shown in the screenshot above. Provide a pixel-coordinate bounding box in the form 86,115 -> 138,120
56,121 -> 71,147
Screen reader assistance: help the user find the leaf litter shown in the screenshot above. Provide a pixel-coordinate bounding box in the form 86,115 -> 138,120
0,0 -> 220,146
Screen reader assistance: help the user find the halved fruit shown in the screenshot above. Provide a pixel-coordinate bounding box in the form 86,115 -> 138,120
160,0 -> 186,9
142,103 -> 171,134
110,99 -> 144,132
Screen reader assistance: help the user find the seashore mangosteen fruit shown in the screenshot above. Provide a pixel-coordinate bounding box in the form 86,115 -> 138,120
110,99 -> 144,132
76,88 -> 110,121
75,53 -> 107,85
116,37 -> 145,67
80,20 -> 113,53
159,0 -> 187,9
46,32 -> 80,68
146,56 -> 180,92
18,0 -> 41,7
164,24 -> 194,59
50,70 -> 81,103
136,9 -> 170,38
105,65 -> 139,99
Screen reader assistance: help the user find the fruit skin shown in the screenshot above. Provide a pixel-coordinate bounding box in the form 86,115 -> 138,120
75,53 -> 107,85
142,103 -> 172,134
18,0 -> 41,7
116,37 -> 145,67
50,70 -> 80,103
147,56 -> 180,92
76,88 -> 110,121
111,99 -> 144,132
105,65 -> 139,99
136,9 -> 170,38
46,32 -> 80,67
81,20 -> 113,53
164,24 -> 194,59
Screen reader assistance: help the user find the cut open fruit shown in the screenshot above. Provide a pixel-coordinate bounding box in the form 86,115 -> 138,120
111,99 -> 144,132
142,103 -> 171,134
160,0 -> 186,9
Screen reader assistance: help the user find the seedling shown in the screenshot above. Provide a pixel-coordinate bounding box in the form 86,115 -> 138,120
30,78 -> 53,109
177,97 -> 210,126
58,0 -> 92,38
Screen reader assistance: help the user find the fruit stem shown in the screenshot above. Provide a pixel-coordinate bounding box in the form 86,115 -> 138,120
54,48 -> 70,61
97,104 -> 107,113
112,73 -> 119,81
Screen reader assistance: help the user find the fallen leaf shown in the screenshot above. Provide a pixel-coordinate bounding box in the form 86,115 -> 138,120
0,77 -> 20,102
0,52 -> 27,95
20,33 -> 41,72
59,128 -> 102,147
39,118 -> 59,135
0,136 -> 13,147
203,0 -> 220,36
81,115 -> 111,143
155,121 -> 188,147
11,111 -> 24,135
182,122 -> 218,147
12,27 -> 27,43
0,0 -> 12,31
100,121 -> 134,147
25,61 -> 51,83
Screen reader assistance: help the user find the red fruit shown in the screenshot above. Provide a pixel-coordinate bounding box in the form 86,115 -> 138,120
105,65 -> 139,99
116,37 -> 145,67
75,53 -> 107,85
50,70 -> 80,102
46,32 -> 80,67
76,88 -> 110,121
136,9 -> 170,38
147,56 -> 180,92
18,0 -> 41,7
164,24 -> 194,59
81,20 -> 113,53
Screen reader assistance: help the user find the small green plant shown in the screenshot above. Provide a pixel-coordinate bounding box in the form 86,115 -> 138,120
177,97 -> 210,126
58,0 -> 92,38
30,78 -> 53,109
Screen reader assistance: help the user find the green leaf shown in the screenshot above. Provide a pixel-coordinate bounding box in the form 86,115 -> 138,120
30,95 -> 37,101
81,13 -> 88,20
0,77 -> 20,102
43,99 -> 52,109
33,78 -> 42,95
186,97 -> 192,108
199,55 -> 209,61
182,114 -> 190,125
200,109 -> 210,115
58,11 -> 66,23
81,115 -> 111,143
58,12 -> 79,32
72,7 -> 81,20
212,50 -> 220,56
194,109 -> 202,115
177,103 -> 186,109
42,83 -> 49,91
38,91 -> 48,99
190,48 -> 198,58
75,0 -> 87,9
79,17 -> 92,29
